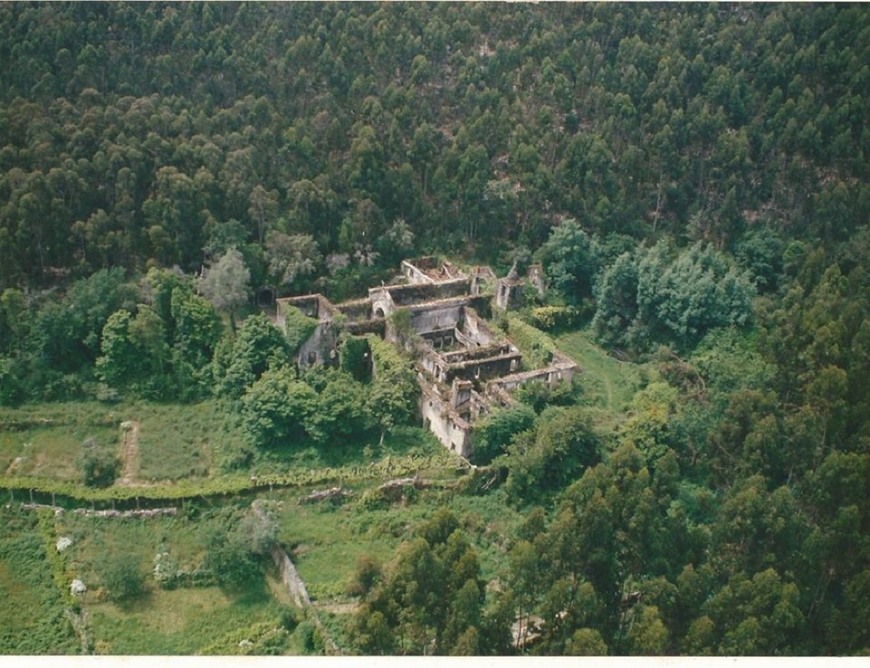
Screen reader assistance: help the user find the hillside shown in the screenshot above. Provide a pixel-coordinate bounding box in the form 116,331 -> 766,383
1,2 -> 869,657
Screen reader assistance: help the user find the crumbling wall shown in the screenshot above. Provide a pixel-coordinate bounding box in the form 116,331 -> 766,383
402,258 -> 436,284
369,286 -> 395,319
420,383 -> 473,457
487,358 -> 575,393
444,351 -> 523,384
335,298 -> 372,320
380,278 -> 471,307
296,322 -> 338,368
458,308 -> 498,346
409,302 -> 466,333
270,543 -> 311,608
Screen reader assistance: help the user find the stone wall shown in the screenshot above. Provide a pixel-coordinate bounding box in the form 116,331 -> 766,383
378,278 -> 471,308
420,383 -> 473,457
295,321 -> 338,368
409,300 -> 467,333
335,297 -> 372,320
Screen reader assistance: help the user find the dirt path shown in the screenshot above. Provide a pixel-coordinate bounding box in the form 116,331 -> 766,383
118,420 -> 140,485
5,456 -> 22,475
316,601 -> 359,615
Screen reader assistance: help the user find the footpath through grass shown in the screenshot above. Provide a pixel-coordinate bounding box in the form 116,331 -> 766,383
555,329 -> 648,414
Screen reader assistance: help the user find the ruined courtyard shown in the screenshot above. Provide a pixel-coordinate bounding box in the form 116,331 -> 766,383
276,258 -> 578,457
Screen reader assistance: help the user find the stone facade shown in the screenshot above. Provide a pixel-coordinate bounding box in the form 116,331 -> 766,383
275,257 -> 577,458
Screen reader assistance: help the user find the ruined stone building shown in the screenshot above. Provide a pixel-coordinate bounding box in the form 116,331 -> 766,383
276,258 -> 577,458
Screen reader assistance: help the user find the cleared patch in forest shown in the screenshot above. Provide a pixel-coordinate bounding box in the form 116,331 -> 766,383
134,403 -> 232,482
555,329 -> 649,414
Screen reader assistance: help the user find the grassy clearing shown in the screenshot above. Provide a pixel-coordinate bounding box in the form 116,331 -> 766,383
251,425 -> 452,477
271,489 -> 428,601
0,507 -> 78,654
56,509 -> 287,655
269,482 -> 520,604
0,424 -> 117,479
0,402 -> 122,480
555,329 -> 649,414
57,513 -> 205,591
134,402 -> 237,481
0,400 -> 249,484
87,582 -> 281,655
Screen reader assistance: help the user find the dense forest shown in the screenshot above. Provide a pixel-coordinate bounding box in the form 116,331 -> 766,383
1,1 -> 869,656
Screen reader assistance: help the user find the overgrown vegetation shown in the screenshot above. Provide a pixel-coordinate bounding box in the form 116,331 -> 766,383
0,507 -> 78,654
1,2 -> 868,658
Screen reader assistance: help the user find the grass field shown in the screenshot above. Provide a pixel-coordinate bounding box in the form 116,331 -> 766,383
56,512 -> 205,590
555,329 -> 650,414
87,582 -> 282,655
53,508 -> 291,655
0,400 -> 250,484
274,490 -> 431,601
250,425 -> 451,477
135,403 -> 235,481
0,424 -> 117,479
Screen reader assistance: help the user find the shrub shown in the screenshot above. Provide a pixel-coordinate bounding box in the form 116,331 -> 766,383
76,436 -> 119,487
528,306 -> 579,332
99,552 -> 146,602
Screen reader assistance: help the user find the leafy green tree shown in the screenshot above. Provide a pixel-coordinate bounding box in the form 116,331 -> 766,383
94,310 -> 138,392
241,366 -> 318,447
592,250 -> 641,350
471,403 -> 536,464
198,247 -> 251,330
216,314 -> 292,399
623,604 -> 670,655
307,371 -> 372,444
169,287 -> 223,400
568,628 -> 608,655
265,231 -> 321,293
636,241 -> 755,351
352,510 -> 484,655
828,570 -> 870,654
0,288 -> 27,357
735,227 -> 785,293
702,569 -> 804,655
500,406 -> 601,504
535,219 -> 602,306
32,268 -> 138,378
202,507 -> 273,588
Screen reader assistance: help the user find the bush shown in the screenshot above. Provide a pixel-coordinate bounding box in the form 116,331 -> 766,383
76,436 -> 119,487
528,305 -> 580,332
99,553 -> 146,602
347,554 -> 382,597
279,605 -> 303,632
295,619 -> 324,654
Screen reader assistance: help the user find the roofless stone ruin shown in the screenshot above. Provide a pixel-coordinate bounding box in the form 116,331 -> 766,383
276,257 -> 578,458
